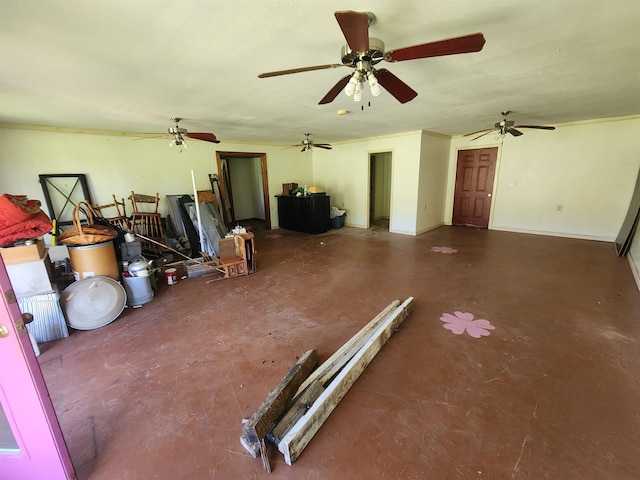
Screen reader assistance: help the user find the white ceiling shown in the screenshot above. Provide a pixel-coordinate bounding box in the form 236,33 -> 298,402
1,0 -> 639,146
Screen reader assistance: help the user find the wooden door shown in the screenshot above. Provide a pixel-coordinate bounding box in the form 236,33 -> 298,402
452,147 -> 498,228
0,260 -> 76,479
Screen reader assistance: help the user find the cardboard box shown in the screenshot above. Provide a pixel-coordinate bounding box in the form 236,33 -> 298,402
197,190 -> 215,202
6,254 -> 54,298
282,183 -> 298,196
0,238 -> 46,265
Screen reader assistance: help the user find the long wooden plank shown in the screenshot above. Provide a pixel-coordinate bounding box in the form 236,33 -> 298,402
268,380 -> 324,445
242,349 -> 318,445
296,299 -> 401,394
278,297 -> 414,465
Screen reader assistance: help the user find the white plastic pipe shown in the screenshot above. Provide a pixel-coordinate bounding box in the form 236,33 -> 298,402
190,169 -> 204,252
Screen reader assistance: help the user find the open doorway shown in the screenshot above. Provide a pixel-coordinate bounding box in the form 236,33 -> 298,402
215,151 -> 271,233
369,152 -> 392,231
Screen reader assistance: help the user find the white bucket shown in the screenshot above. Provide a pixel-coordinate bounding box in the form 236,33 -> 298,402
121,275 -> 154,307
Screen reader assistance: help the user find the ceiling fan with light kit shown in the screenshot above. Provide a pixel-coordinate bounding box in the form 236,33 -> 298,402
464,111 -> 556,141
166,117 -> 220,148
258,10 -> 486,106
293,133 -> 332,152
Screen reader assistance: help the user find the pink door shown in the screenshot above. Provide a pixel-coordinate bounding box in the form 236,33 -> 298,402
0,259 -> 76,479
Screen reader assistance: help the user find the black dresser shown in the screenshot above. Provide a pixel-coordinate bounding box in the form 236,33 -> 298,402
276,195 -> 331,234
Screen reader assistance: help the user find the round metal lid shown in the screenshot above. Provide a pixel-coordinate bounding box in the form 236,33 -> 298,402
60,276 -> 127,330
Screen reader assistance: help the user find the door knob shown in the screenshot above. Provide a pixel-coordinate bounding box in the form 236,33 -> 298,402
488,193 -> 492,197
0,324 -> 9,338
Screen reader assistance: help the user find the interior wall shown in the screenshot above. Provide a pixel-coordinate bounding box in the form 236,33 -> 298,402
4,117 -> 639,245
447,116 -> 640,241
313,131 -> 423,234
416,132 -> 450,234
0,127 -> 313,235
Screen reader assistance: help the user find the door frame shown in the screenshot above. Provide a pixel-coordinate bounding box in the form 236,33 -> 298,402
215,151 -> 271,229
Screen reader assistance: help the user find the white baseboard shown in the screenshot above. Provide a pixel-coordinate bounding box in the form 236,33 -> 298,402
490,226 -> 614,243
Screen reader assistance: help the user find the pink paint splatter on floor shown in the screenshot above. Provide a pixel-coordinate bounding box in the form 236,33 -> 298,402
431,246 -> 458,254
440,311 -> 495,338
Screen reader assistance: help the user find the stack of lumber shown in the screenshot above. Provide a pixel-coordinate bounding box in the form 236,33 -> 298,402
240,297 -> 414,470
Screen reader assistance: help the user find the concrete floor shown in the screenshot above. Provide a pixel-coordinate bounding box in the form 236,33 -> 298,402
38,224 -> 640,480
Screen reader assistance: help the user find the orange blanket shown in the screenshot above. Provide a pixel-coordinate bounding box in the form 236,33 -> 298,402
0,194 -> 53,247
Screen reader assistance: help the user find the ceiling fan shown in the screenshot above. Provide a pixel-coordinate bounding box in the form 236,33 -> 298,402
293,133 -> 332,152
464,111 -> 556,141
258,10 -> 486,105
167,117 -> 220,148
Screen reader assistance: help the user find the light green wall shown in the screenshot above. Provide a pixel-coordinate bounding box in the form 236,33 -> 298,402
447,116 -> 640,241
313,131 -> 423,234
2,116 -> 640,245
0,127 -> 312,234
416,132 -> 450,234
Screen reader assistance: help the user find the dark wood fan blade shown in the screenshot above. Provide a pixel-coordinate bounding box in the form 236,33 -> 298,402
186,132 -> 220,144
258,64 -> 344,78
508,128 -> 523,137
464,128 -> 493,137
375,69 -> 418,104
335,10 -> 370,52
384,33 -> 486,62
318,75 -> 352,105
514,125 -> 556,130
315,144 -> 333,150
471,130 -> 497,141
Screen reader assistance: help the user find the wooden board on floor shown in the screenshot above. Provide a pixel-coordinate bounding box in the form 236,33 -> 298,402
241,349 -> 319,446
295,300 -> 401,395
278,297 -> 414,465
268,380 -> 324,445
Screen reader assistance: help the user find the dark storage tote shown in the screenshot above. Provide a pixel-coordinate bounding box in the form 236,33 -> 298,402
331,214 -> 346,229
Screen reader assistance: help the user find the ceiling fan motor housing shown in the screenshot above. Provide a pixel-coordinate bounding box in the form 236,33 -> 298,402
340,37 -> 385,67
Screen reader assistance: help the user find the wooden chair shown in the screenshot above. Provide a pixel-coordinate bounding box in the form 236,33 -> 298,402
129,191 -> 163,253
92,194 -> 129,231
129,191 -> 159,214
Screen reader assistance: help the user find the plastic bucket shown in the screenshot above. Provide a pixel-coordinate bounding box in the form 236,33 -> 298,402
165,268 -> 178,285
121,275 -> 154,306
68,241 -> 119,281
